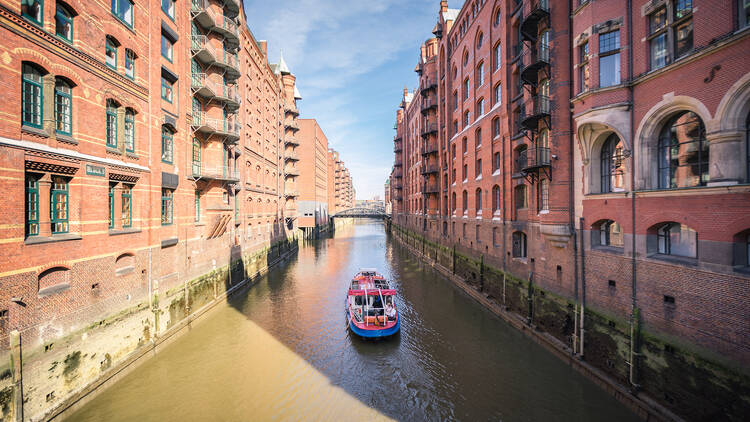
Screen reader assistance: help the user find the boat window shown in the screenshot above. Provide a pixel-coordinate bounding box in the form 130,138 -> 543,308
354,296 -> 364,306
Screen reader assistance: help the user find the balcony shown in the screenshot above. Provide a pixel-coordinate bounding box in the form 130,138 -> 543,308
191,73 -> 240,110
424,183 -> 440,194
394,158 -> 402,167
394,142 -> 402,153
393,182 -> 403,190
190,3 -> 240,48
191,35 -> 218,65
215,50 -> 241,79
284,120 -> 299,131
421,164 -> 440,175
285,191 -> 300,198
223,0 -> 241,17
420,78 -> 438,95
284,102 -> 299,116
393,194 -> 403,201
520,44 -> 550,86
420,122 -> 438,138
284,151 -> 300,162
284,136 -> 300,147
518,147 -> 551,172
520,0 -> 550,42
520,95 -> 550,131
421,142 -> 439,156
420,97 -> 437,115
284,168 -> 300,177
191,114 -> 241,143
393,169 -> 402,179
192,166 -> 240,182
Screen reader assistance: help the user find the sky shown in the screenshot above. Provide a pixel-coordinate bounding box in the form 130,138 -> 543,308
243,0 -> 458,200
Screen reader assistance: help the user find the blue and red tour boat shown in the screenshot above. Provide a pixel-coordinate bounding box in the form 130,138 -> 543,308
346,268 -> 400,338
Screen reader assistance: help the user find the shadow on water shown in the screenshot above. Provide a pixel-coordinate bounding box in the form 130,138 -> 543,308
68,220 -> 641,422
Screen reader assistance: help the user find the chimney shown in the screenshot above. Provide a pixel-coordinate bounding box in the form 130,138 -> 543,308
440,0 -> 448,13
403,86 -> 408,97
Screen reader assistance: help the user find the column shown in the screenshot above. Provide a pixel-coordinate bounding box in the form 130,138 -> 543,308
707,130 -> 744,186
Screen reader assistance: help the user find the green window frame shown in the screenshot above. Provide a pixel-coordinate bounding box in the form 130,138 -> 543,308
55,2 -> 73,42
234,193 -> 238,220
22,64 -> 43,129
161,76 -> 173,103
26,175 -> 39,236
161,188 -> 173,225
105,37 -> 117,70
161,125 -> 173,163
161,0 -> 174,19
106,100 -> 118,148
22,0 -> 43,25
192,97 -> 202,125
124,109 -> 135,152
108,183 -> 115,228
194,190 -> 200,222
51,176 -> 69,234
161,33 -> 173,62
111,0 -> 133,28
124,49 -> 135,79
122,184 -> 132,228
54,78 -> 72,136
192,138 -> 201,176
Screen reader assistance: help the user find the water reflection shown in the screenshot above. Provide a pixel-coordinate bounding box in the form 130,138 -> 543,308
69,221 -> 639,421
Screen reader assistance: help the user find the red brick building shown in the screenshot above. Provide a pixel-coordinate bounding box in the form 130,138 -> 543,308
327,148 -> 355,214
297,118 -> 330,234
391,0 -> 750,417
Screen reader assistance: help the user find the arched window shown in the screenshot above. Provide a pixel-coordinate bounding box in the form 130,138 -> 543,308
476,32 -> 484,49
124,108 -> 135,152
462,190 -> 468,211
595,220 -> 623,247
492,185 -> 501,212
463,50 -> 469,66
475,187 -> 482,213
451,192 -> 456,211
515,185 -> 527,209
512,231 -> 527,258
22,0 -> 43,25
539,30 -> 550,58
600,133 -> 625,192
55,2 -> 74,42
655,222 -> 697,257
161,125 -> 174,163
105,36 -> 118,69
105,99 -> 119,148
658,111 -> 708,189
476,128 -> 482,147
494,9 -> 501,27
22,63 -> 45,129
54,78 -> 72,136
515,144 -> 528,173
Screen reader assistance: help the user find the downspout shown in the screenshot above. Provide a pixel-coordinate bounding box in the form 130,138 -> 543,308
627,0 -> 640,392
579,217 -> 586,358
569,0 -> 580,356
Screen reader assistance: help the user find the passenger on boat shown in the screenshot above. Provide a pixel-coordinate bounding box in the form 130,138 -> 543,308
385,299 -> 396,321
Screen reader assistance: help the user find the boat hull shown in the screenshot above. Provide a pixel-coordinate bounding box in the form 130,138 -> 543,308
348,317 -> 400,338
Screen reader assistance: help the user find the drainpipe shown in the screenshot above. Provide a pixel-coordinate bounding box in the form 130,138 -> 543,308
569,0 -> 580,356
627,0 -> 641,392
579,217 -> 586,358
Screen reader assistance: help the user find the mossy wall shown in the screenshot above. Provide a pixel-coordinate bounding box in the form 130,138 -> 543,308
391,224 -> 750,421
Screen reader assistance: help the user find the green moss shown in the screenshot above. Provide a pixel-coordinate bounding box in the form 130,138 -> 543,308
0,386 -> 12,420
62,351 -> 81,382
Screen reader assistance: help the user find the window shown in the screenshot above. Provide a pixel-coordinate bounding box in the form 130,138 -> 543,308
105,37 -> 117,69
195,190 -> 201,222
161,189 -> 173,225
161,32 -> 173,62
658,111 -> 708,189
494,9 -> 501,27
476,128 -> 482,147
493,43 -> 501,72
579,41 -> 590,93
51,176 -> 68,234
599,30 -> 620,87
492,118 -> 500,139
26,174 -> 39,236
161,125 -> 173,163
463,78 -> 469,100
161,0 -> 174,19
108,183 -> 115,228
111,0 -> 133,27
54,79 -> 72,136
539,179 -> 549,212
597,220 -> 623,247
463,164 -> 468,181
656,223 -> 697,258
476,32 -> 484,49
463,110 -> 470,127
22,0 -> 43,25
494,83 -> 502,106
475,159 -> 482,178
600,134 -> 625,192
453,91 -> 458,110
476,62 -> 484,87
476,98 -> 484,117
462,190 -> 468,210
462,138 -> 468,154
452,168 -> 456,183
741,0 -> 750,29
55,2 -> 73,42
648,2 -> 693,70
515,184 -> 527,209
106,99 -> 118,148
22,63 -> 43,129
512,231 -> 527,258
192,138 -> 201,176
475,188 -> 482,212
161,76 -> 173,103
124,109 -> 134,152
492,185 -> 501,212
463,51 -> 469,66
192,97 -> 202,125
493,152 -> 500,172
451,192 -> 456,211
125,49 -> 135,79
122,184 -> 132,228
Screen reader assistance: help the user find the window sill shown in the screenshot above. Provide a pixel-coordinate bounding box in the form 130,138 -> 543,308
25,233 -> 82,245
22,125 -> 49,138
106,147 -> 122,155
195,222 -> 206,227
512,257 -> 527,264
125,151 -> 139,159
38,283 -> 70,297
591,245 -> 624,255
56,134 -> 78,145
109,228 -> 141,236
161,237 -> 178,248
647,253 -> 698,267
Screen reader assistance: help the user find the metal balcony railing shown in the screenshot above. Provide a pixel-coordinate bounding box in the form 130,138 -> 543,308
421,142 -> 439,156
192,114 -> 241,141
518,147 -> 551,172
520,43 -> 550,86
421,164 -> 440,175
191,2 -> 240,46
285,120 -> 299,131
521,95 -> 550,130
198,166 -> 240,181
284,136 -> 299,146
424,183 -> 440,194
284,102 -> 299,116
421,123 -> 438,137
394,158 -> 403,167
284,168 -> 300,177
394,142 -> 402,153
520,0 -> 550,42
191,73 -> 240,108
284,151 -> 300,162
420,78 -> 438,94
421,97 -> 438,114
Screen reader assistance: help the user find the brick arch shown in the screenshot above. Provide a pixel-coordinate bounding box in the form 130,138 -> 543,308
641,215 -> 701,236
714,72 -> 750,134
49,64 -> 83,87
13,48 -> 54,71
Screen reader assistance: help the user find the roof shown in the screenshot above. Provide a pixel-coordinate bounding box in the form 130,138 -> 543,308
278,52 -> 291,75
442,8 -> 460,22
294,85 -> 302,100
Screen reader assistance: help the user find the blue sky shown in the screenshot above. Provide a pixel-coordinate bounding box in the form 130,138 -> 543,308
243,0 -> 456,199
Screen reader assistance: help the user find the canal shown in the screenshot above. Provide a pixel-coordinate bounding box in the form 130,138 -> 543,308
68,221 -> 639,421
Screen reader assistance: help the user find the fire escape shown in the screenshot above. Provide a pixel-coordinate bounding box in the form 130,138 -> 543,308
420,75 -> 439,226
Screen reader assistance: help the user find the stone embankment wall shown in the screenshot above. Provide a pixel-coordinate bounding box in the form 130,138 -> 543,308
0,239 -> 298,422
390,224 -> 749,422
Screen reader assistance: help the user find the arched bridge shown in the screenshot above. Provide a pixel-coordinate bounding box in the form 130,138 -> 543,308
332,207 -> 390,219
